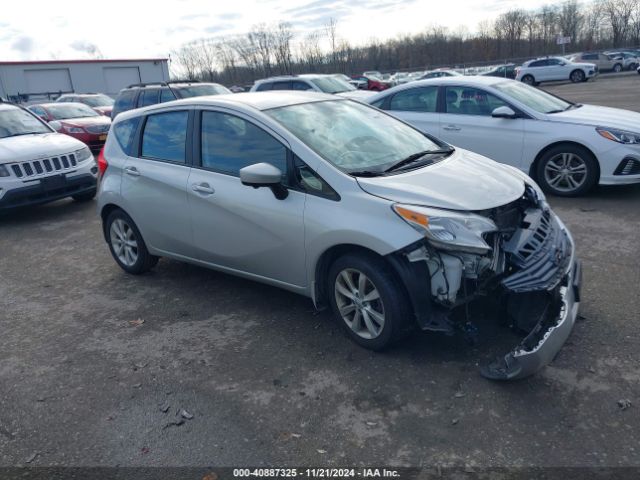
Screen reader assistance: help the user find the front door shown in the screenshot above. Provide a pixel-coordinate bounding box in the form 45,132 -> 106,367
438,86 -> 525,168
187,109 -> 307,288
381,85 -> 441,138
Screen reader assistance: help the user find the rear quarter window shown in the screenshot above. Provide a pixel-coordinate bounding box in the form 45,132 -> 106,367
113,117 -> 141,155
114,90 -> 137,115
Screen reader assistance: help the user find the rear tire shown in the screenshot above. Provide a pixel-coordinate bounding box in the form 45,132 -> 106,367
328,253 -> 412,351
105,209 -> 159,274
536,144 -> 598,197
521,74 -> 535,86
570,69 -> 585,83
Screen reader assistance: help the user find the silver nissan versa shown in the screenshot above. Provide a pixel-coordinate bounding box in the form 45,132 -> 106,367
97,92 -> 582,380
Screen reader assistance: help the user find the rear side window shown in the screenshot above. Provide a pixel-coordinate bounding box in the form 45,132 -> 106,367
141,111 -> 188,163
200,111 -> 287,176
291,81 -> 312,91
256,83 -> 272,91
138,89 -> 160,107
113,117 -> 141,155
388,87 -> 438,112
271,81 -> 291,90
160,88 -> 176,103
114,90 -> 137,113
529,60 -> 547,67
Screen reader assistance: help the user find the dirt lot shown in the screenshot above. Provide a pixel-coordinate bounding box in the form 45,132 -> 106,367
1,77 -> 639,470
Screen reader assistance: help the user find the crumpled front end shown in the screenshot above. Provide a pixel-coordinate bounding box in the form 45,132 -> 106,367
390,185 -> 582,380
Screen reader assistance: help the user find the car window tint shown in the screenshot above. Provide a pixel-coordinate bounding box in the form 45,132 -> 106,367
201,111 -> 287,176
388,87 -> 438,112
291,81 -> 312,91
139,89 -> 160,107
445,87 -> 508,116
141,111 -> 188,163
370,98 -> 385,108
271,81 -> 291,90
114,90 -> 136,113
114,117 -> 141,155
160,88 -> 176,103
256,83 -> 272,91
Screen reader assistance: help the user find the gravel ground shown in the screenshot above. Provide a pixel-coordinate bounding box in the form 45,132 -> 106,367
0,77 -> 639,470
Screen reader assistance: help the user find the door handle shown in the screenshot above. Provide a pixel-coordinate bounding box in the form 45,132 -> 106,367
124,166 -> 140,176
443,125 -> 461,131
191,183 -> 215,195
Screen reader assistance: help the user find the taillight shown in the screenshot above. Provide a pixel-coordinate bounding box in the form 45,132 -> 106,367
97,146 -> 108,181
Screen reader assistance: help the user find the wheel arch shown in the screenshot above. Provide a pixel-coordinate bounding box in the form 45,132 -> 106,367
529,140 -> 600,183
100,203 -> 124,242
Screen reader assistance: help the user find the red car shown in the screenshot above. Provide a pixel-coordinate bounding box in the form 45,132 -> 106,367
350,75 -> 392,91
28,102 -> 111,152
56,93 -> 114,117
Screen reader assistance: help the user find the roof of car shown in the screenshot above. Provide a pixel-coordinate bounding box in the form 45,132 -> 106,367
115,91 -> 340,122
254,74 -> 335,83
0,102 -> 20,111
31,102 -> 87,108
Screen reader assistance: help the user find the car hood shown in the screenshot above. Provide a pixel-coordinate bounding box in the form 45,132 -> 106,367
336,90 -> 377,100
356,148 -> 525,211
547,104 -> 640,131
0,133 -> 85,164
59,116 -> 111,128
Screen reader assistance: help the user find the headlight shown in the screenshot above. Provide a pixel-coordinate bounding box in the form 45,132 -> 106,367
74,146 -> 93,162
0,165 -> 10,177
65,126 -> 84,133
392,204 -> 497,254
597,127 -> 640,144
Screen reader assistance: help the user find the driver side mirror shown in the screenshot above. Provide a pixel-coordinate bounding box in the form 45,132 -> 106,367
239,162 -> 288,200
48,120 -> 63,131
491,106 -> 517,119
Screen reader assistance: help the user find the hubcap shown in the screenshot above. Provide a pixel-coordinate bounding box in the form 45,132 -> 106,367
109,218 -> 139,267
544,153 -> 588,193
334,268 -> 385,339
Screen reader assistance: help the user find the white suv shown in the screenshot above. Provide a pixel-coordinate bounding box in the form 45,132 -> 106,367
515,57 -> 597,85
0,102 -> 97,211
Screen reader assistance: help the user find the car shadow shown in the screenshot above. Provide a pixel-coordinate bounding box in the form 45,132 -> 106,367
0,198 -> 94,227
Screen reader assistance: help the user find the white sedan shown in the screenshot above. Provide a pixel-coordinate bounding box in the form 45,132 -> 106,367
367,76 -> 640,196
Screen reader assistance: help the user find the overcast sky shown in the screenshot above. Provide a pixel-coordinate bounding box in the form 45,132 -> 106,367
1,0 -> 550,61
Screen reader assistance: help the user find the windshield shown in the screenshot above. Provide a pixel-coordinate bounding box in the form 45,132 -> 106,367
266,100 -> 444,174
0,108 -> 51,138
177,84 -> 231,97
46,103 -> 99,119
82,95 -> 114,107
493,81 -> 572,114
310,77 -> 356,94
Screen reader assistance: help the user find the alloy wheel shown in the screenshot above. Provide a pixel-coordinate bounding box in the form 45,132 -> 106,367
334,268 -> 385,339
110,218 -> 139,267
571,70 -> 584,82
543,152 -> 588,193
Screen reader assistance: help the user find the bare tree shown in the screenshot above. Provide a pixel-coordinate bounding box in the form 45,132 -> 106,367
273,22 -> 294,74
558,0 -> 584,43
601,0 -> 636,47
326,17 -> 339,69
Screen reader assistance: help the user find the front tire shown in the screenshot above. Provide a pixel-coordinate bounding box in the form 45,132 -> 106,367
71,189 -> 96,202
613,63 -> 623,73
328,253 -> 412,351
570,69 -> 585,83
536,144 -> 598,197
105,209 -> 159,274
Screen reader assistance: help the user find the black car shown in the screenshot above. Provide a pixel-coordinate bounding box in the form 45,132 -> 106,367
482,64 -> 517,79
111,80 -> 230,119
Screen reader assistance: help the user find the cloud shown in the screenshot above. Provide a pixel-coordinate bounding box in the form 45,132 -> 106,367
180,13 -> 208,20
204,24 -> 235,34
218,12 -> 242,20
11,36 -> 34,53
70,40 -> 102,57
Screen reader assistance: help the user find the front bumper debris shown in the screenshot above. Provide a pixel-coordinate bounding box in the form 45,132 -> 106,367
481,259 -> 581,380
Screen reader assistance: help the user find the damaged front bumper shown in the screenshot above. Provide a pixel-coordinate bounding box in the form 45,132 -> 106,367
388,191 -> 582,381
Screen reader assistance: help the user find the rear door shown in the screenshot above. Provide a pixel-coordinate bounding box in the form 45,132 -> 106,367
186,108 -> 307,287
438,86 -> 525,167
545,58 -> 568,80
120,108 -> 194,256
379,86 -> 440,137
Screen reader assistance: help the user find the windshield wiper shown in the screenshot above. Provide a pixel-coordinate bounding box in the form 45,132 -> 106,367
547,103 -> 583,114
350,170 -> 384,177
384,148 -> 454,173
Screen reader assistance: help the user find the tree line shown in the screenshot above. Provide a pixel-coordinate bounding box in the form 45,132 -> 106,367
171,0 -> 640,86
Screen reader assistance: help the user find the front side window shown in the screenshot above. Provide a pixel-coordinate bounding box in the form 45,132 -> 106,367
445,87 -> 507,116
529,60 -> 547,67
0,108 -> 51,138
388,87 -> 438,112
256,83 -> 272,92
266,99 -> 442,174
292,81 -> 313,91
200,111 -> 287,176
270,82 -> 292,91
293,156 -> 338,200
141,111 -> 188,163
